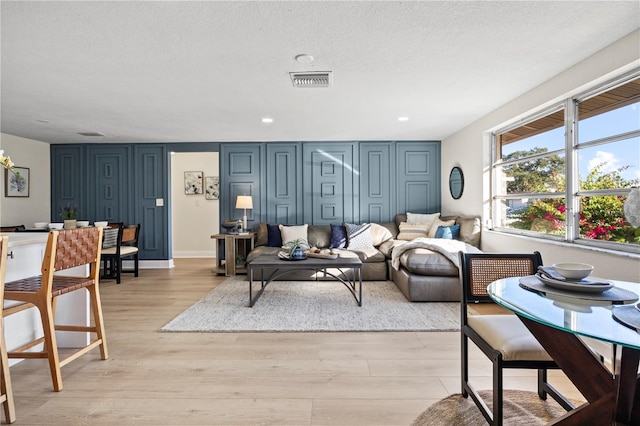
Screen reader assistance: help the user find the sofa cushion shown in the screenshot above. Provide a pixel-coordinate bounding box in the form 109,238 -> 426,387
255,222 -> 268,247
397,222 -> 429,240
347,248 -> 385,263
308,225 -> 331,248
329,224 -> 347,249
345,223 -> 374,250
400,248 -> 459,276
279,224 -> 308,245
434,224 -> 460,240
370,223 -> 393,246
267,223 -> 283,247
457,216 -> 482,248
378,239 -> 406,258
427,218 -> 456,238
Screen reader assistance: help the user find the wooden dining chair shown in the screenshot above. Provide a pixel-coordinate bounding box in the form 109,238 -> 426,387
3,227 -> 108,392
459,251 -> 573,425
101,224 -> 123,283
0,236 -> 16,423
101,223 -> 140,284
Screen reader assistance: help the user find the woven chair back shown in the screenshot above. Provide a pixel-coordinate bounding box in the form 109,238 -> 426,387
53,228 -> 101,271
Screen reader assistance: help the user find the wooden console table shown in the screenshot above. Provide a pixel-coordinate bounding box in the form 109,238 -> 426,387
210,233 -> 255,276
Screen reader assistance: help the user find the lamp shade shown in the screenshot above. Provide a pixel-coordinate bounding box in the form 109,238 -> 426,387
235,195 -> 253,210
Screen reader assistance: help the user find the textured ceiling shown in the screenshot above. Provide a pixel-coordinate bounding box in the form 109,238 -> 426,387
1,1 -> 639,144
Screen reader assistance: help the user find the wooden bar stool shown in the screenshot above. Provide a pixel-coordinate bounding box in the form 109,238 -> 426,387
3,227 -> 108,392
0,236 -> 16,423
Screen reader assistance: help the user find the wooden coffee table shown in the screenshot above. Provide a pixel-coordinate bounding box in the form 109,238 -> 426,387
247,253 -> 363,307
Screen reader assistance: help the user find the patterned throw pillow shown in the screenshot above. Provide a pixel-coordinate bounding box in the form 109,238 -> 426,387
266,224 -> 282,247
329,224 -> 347,249
279,224 -> 308,245
344,223 -> 374,250
434,224 -> 461,240
396,222 -> 429,241
428,218 -> 456,238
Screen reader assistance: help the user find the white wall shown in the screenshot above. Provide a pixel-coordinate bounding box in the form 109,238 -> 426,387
170,152 -> 219,258
441,29 -> 640,282
0,133 -> 51,227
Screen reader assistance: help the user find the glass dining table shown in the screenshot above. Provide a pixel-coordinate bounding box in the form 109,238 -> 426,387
489,277 -> 640,425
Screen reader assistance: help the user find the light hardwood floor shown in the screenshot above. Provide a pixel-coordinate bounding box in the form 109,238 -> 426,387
7,259 -> 583,425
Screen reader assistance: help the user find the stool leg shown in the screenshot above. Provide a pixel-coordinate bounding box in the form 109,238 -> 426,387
39,302 -> 63,392
88,285 -> 108,360
0,323 -> 16,423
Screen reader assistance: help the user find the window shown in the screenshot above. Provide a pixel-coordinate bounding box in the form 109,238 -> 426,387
492,72 -> 640,252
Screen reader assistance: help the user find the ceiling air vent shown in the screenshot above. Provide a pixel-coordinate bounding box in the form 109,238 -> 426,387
290,71 -> 332,88
77,132 -> 105,137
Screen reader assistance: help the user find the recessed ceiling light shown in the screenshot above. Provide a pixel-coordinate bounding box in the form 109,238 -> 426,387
295,54 -> 314,64
398,117 -> 409,122
261,117 -> 274,124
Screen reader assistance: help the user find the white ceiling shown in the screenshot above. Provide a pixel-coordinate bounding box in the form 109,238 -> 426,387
1,1 -> 639,145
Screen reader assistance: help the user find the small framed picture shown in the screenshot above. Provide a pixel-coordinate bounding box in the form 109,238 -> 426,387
184,171 -> 203,195
205,176 -> 220,200
5,167 -> 29,197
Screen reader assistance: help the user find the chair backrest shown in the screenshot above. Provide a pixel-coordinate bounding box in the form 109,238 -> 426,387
52,228 -> 103,272
102,227 -> 122,249
459,251 -> 543,324
122,224 -> 140,246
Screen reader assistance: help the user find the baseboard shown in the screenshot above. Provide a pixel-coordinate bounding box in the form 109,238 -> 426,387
128,259 -> 175,269
172,250 -> 216,258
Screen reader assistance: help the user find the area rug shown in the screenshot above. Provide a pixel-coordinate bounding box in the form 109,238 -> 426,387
161,278 -> 459,332
412,390 -> 574,426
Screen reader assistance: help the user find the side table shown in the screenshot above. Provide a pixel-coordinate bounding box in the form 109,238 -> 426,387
210,233 -> 255,276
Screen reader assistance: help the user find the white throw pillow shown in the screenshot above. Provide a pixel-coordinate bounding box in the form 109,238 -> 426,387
279,224 -> 308,245
428,218 -> 456,238
406,212 -> 440,230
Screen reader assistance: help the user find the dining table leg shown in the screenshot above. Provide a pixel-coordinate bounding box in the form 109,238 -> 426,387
518,315 -> 625,425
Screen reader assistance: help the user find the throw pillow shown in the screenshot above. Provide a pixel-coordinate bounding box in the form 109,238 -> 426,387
266,224 -> 282,247
329,224 -> 347,249
279,224 -> 308,245
344,223 -> 374,250
434,224 -> 461,240
396,222 -> 429,241
407,212 -> 440,226
428,218 -> 456,238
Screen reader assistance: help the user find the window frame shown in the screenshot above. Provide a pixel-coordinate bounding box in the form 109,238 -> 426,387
490,69 -> 640,254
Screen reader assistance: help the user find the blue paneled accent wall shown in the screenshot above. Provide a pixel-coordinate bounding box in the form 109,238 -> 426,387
220,141 -> 440,226
51,140 -> 439,261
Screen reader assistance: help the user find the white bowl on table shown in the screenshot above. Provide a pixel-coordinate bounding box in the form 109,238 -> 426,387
552,263 -> 594,280
77,220 -> 90,227
34,222 -> 48,229
94,221 -> 108,228
48,223 -> 64,230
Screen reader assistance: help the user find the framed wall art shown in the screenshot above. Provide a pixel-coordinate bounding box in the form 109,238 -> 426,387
184,171 -> 203,195
5,166 -> 30,197
205,176 -> 220,200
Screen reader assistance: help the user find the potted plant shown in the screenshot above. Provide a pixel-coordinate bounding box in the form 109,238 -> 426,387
60,204 -> 78,229
284,238 -> 309,260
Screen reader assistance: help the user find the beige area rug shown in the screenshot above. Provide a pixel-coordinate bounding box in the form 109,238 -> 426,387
412,389 -> 573,426
161,278 -> 459,332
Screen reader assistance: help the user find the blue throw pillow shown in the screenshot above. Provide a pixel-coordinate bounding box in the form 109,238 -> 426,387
434,224 -> 460,240
329,224 -> 347,249
266,224 -> 282,247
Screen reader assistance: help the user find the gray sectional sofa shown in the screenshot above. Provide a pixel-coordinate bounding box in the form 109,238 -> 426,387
246,214 -> 482,302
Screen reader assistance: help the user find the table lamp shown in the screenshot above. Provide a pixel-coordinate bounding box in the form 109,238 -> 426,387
235,195 -> 253,231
